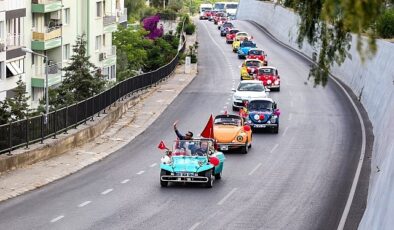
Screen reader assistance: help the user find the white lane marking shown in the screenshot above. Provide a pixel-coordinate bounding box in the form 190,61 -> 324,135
188,222 -> 201,230
201,22 -> 230,63
218,188 -> 238,205
78,201 -> 91,208
288,113 -> 293,121
150,163 -> 157,167
137,170 -> 145,175
121,179 -> 130,184
227,98 -> 231,101
270,144 -> 279,153
335,80 -> 367,230
248,163 -> 262,176
50,215 -> 64,223
101,188 -> 113,195
282,127 -> 289,137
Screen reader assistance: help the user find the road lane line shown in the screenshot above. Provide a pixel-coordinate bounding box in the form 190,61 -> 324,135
150,163 -> 157,167
121,179 -> 130,184
78,201 -> 91,208
282,127 -> 289,137
188,222 -> 201,230
218,188 -> 238,205
270,144 -> 279,153
50,215 -> 64,223
137,170 -> 145,175
101,188 -> 113,195
248,163 -> 262,176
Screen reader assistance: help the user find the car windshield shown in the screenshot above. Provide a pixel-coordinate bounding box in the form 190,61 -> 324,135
259,68 -> 275,75
215,3 -> 225,10
172,140 -> 213,156
249,50 -> 263,55
248,100 -> 273,111
226,4 -> 238,9
238,83 -> 265,92
241,41 -> 255,47
214,117 -> 242,126
217,12 -> 225,17
230,30 -> 239,34
245,60 -> 262,67
237,33 -> 248,37
201,8 -> 211,12
223,23 -> 233,27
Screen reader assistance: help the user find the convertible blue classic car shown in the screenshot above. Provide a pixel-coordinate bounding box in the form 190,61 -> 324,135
237,40 -> 257,59
244,98 -> 281,133
160,139 -> 225,188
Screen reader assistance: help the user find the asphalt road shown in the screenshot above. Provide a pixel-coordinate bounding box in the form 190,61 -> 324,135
0,20 -> 363,230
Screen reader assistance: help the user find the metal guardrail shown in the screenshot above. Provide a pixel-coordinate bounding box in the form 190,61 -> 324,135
0,34 -> 186,155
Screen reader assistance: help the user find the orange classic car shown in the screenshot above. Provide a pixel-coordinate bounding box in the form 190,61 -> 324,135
213,114 -> 252,154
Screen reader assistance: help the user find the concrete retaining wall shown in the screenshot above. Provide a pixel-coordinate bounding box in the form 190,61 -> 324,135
237,1 -> 394,229
0,94 -> 142,174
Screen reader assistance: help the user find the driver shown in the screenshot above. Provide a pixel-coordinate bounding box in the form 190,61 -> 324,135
194,141 -> 209,156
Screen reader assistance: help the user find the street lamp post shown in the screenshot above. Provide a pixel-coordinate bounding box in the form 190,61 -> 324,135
22,48 -> 49,124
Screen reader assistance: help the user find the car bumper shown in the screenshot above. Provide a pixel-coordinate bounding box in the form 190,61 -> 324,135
241,74 -> 255,80
161,175 -> 209,183
217,143 -> 245,151
249,123 -> 278,128
266,84 -> 280,89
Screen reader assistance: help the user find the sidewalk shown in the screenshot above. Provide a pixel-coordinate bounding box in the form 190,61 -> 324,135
0,34 -> 197,202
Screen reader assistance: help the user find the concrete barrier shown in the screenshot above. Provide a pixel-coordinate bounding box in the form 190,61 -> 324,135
237,1 -> 394,229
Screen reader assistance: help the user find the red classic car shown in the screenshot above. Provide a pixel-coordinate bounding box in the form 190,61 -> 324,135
214,12 -> 226,24
255,66 -> 281,91
201,10 -> 212,20
247,48 -> 268,65
226,29 -> 240,43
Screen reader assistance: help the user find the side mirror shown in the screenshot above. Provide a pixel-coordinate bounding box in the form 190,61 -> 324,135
231,88 -> 236,92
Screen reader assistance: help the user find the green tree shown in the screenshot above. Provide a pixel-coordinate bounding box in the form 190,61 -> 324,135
0,100 -> 11,125
125,0 -> 146,20
288,0 -> 387,85
7,77 -> 30,121
59,34 -> 105,104
168,0 -> 183,12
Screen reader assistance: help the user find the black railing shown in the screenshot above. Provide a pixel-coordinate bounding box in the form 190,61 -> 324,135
0,36 -> 186,155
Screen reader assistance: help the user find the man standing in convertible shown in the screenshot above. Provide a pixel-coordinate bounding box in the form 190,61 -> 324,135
173,121 -> 194,140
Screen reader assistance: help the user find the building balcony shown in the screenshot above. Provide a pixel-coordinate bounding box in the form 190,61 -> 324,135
117,8 -> 128,24
31,61 -> 62,88
32,0 -> 62,13
31,27 -> 62,50
99,46 -> 117,67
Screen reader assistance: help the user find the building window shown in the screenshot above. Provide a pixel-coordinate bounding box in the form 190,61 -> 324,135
96,2 -> 103,17
64,8 -> 70,25
102,34 -> 106,47
0,21 -> 4,39
95,35 -> 101,51
63,44 -> 70,60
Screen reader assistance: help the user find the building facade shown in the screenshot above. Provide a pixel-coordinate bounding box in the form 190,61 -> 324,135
0,0 -> 127,108
0,0 -> 27,101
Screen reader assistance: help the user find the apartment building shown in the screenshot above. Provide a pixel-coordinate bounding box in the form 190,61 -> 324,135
0,0 -> 27,101
0,0 -> 127,108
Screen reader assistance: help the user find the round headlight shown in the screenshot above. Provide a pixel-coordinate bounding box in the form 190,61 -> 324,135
254,114 -> 260,120
236,135 -> 244,142
267,80 -> 272,84
274,80 -> 280,85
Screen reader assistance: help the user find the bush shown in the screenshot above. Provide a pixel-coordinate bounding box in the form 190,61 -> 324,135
158,9 -> 177,20
376,9 -> 394,38
185,23 -> 196,35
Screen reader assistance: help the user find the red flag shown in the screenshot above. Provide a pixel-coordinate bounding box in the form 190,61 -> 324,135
157,140 -> 168,150
200,115 -> 214,139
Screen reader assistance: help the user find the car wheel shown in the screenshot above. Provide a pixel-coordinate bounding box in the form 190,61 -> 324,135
241,142 -> 248,154
232,105 -> 238,111
205,170 -> 214,188
214,170 -> 222,180
238,55 -> 242,59
272,125 -> 279,134
277,87 -> 281,92
160,170 -> 168,187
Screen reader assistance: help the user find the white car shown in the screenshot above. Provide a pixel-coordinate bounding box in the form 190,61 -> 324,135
232,80 -> 270,111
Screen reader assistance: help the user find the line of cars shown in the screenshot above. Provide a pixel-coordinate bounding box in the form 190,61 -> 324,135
158,12 -> 282,188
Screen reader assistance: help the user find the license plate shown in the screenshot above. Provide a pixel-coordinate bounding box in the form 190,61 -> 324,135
254,124 -> 266,128
220,145 -> 228,151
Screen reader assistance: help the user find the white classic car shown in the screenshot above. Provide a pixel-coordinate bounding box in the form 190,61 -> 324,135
232,80 -> 270,111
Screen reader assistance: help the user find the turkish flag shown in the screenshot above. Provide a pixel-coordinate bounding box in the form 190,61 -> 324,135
201,115 -> 214,139
157,140 -> 168,150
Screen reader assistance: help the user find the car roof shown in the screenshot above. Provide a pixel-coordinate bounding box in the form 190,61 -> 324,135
259,66 -> 277,70
238,80 -> 263,85
249,48 -> 263,51
249,98 -> 274,103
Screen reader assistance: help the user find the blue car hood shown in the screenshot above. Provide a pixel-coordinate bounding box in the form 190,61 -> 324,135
239,47 -> 252,54
249,111 -> 272,123
171,156 -> 208,173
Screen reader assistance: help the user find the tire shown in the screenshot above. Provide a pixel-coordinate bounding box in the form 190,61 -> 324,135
205,170 -> 214,188
232,105 -> 238,111
277,87 -> 281,92
226,40 -> 230,44
241,142 -> 248,154
160,169 -> 168,187
272,125 -> 279,134
214,170 -> 222,180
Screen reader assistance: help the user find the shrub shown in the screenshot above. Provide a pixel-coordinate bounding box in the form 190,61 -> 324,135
185,23 -> 196,35
158,9 -> 177,20
376,9 -> 394,38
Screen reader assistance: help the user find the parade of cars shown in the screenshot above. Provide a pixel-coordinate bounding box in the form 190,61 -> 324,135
160,10 -> 283,188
